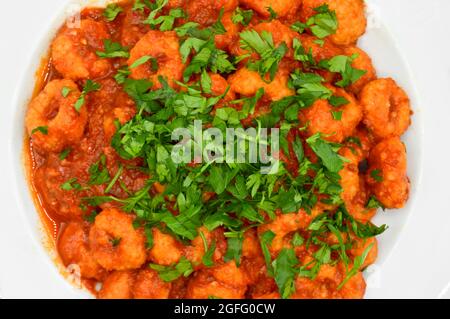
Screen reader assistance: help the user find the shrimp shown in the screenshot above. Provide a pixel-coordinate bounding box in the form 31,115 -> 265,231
349,237 -> 378,270
58,222 -> 104,280
292,262 -> 366,299
360,78 -> 412,139
186,0 -> 238,25
52,18 -> 111,80
184,226 -> 226,268
215,12 -> 241,52
300,0 -> 366,46
339,147 -> 377,222
299,86 -> 362,143
344,47 -> 377,95
26,79 -> 88,153
366,137 -> 410,209
239,0 -> 302,19
258,208 -> 322,254
120,7 -> 150,47
133,269 -> 172,299
89,208 -> 147,271
228,67 -> 294,101
98,270 -> 135,299
186,261 -> 249,299
148,228 -> 183,266
128,30 -> 184,89
339,147 -> 361,206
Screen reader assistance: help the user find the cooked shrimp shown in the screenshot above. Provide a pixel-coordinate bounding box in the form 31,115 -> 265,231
366,137 -> 410,209
299,86 -> 362,143
186,0 -> 238,25
346,176 -> 377,223
301,0 -> 366,46
228,67 -> 294,101
339,146 -> 377,222
58,222 -> 104,280
52,18 -> 111,80
120,7 -> 150,47
339,147 -> 361,205
26,79 -> 88,153
186,261 -> 249,299
258,208 -> 322,254
148,228 -> 183,266
292,262 -> 366,299
360,78 -> 412,139
298,34 -> 343,62
215,12 -> 241,52
349,237 -> 378,270
239,0 -> 302,19
89,208 -> 146,271
98,270 -> 135,299
128,30 -> 184,89
133,269 -> 172,299
344,47 -> 377,95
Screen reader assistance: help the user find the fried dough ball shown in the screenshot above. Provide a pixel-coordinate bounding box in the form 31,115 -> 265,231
299,86 -> 362,143
89,208 -> 147,271
52,18 -> 111,80
344,46 -> 377,95
301,0 -> 366,45
128,30 -> 184,88
360,78 -> 412,139
239,0 -> 302,19
366,137 -> 410,209
26,79 -> 87,153
58,222 -> 104,280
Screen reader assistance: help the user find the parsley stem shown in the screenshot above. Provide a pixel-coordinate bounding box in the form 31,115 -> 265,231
105,164 -> 123,194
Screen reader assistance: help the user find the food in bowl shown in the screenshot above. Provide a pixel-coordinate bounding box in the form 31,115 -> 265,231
24,0 -> 412,299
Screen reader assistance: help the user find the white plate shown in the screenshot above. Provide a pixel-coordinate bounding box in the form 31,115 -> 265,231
0,0 -> 449,299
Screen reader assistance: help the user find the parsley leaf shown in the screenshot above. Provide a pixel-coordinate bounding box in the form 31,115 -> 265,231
74,80 -> 101,112
96,40 -> 130,59
240,30 -> 287,82
150,256 -> 194,282
306,133 -> 344,173
104,3 -> 123,22
273,248 -> 299,299
31,126 -> 48,135
231,7 -> 254,26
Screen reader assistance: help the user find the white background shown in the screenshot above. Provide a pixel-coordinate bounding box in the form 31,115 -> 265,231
0,0 -> 450,298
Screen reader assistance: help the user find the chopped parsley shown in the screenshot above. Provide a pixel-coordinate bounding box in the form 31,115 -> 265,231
31,126 -> 48,135
239,29 -> 288,82
104,3 -> 123,22
150,256 -> 194,282
96,40 -> 130,59
74,80 -> 101,112
231,7 -> 254,26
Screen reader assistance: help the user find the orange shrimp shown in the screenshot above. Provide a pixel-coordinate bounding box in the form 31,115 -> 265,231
52,18 -> 111,80
360,78 -> 412,139
89,208 -> 147,271
366,137 -> 410,209
26,79 -> 88,153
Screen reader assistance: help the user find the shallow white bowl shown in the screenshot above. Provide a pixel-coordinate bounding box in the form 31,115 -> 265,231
1,0 -> 450,299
